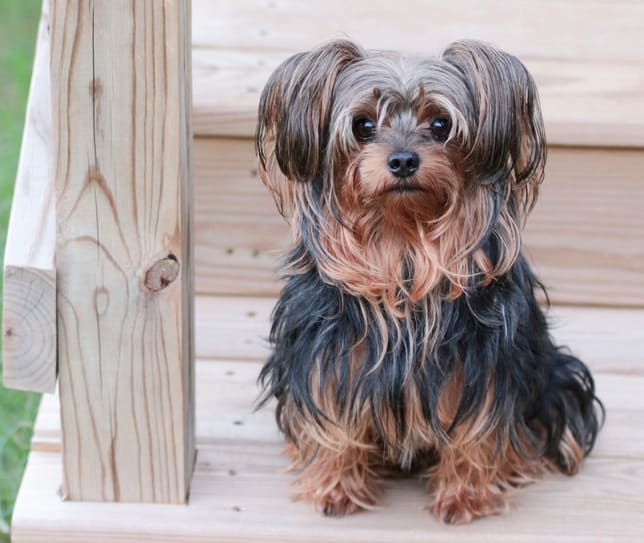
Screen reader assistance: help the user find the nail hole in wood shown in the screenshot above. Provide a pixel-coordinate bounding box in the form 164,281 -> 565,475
233,420 -> 243,426
228,469 -> 237,476
225,370 -> 235,376
144,254 -> 180,292
232,505 -> 242,512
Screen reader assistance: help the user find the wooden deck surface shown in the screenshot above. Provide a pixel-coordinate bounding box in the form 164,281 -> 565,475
13,296 -> 644,542
9,1 -> 644,541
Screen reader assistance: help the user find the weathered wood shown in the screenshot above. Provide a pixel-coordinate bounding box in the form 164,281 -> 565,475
192,139 -> 644,307
14,354 -> 644,542
50,0 -> 194,503
2,1 -> 56,394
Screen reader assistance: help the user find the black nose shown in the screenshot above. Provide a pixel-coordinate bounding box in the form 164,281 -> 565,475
387,151 -> 420,178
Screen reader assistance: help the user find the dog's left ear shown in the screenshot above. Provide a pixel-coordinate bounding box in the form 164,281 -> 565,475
442,41 -> 546,210
256,40 -> 364,184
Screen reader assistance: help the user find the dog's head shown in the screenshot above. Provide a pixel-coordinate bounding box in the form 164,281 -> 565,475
256,39 -> 546,306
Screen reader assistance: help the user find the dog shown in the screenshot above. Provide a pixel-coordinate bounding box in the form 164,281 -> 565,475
255,39 -> 603,524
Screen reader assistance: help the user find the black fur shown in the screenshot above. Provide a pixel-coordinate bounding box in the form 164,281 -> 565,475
259,236 -> 603,471
256,39 -> 602,481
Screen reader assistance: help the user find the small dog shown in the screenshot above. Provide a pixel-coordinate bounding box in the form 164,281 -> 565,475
255,39 -> 603,524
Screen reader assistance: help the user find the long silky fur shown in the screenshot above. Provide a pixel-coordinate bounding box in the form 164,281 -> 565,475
256,38 -> 603,520
259,235 -> 601,469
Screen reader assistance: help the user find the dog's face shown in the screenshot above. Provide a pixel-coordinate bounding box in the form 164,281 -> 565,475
329,57 -> 467,224
257,40 -> 546,306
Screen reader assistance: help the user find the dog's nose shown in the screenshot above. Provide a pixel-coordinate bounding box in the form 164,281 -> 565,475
387,151 -> 420,178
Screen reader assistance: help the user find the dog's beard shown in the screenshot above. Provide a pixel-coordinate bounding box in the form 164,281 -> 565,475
292,152 -> 499,312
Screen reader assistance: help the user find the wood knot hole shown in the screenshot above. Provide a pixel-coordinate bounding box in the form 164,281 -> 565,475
144,254 -> 180,292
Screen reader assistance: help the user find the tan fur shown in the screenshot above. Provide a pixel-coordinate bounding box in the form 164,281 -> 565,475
428,377 -> 548,523
278,361 -> 583,521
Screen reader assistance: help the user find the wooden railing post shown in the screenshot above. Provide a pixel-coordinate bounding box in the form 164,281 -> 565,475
50,0 -> 195,503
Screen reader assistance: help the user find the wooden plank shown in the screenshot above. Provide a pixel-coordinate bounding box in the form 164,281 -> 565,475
193,138 -> 644,307
191,0 -> 644,64
192,48 -> 644,147
30,358 -> 644,458
193,138 -> 286,297
11,451 -> 644,543
190,297 -> 644,376
50,0 -> 194,503
524,148 -> 644,307
14,358 -> 644,543
13,450 -> 644,543
2,1 -> 56,394
195,295 -> 273,361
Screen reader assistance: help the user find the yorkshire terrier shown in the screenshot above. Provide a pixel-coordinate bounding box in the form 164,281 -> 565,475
255,39 -> 602,524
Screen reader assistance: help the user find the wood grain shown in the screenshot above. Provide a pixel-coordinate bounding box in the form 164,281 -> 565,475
14,356 -> 644,543
192,48 -> 644,147
192,138 -> 644,307
2,1 -> 56,394
50,0 -> 194,503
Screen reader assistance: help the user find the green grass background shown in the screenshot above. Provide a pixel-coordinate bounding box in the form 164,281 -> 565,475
0,0 -> 44,540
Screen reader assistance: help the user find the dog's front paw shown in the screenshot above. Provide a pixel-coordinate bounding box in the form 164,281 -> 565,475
430,490 -> 508,524
317,486 -> 364,517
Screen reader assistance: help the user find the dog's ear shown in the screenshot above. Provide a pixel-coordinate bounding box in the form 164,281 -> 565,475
256,40 -> 364,184
442,41 -> 546,212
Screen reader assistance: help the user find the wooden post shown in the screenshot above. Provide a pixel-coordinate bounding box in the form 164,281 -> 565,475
50,0 -> 195,503
2,1 -> 56,394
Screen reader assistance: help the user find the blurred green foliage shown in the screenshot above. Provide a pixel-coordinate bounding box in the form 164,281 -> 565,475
0,0 -> 46,540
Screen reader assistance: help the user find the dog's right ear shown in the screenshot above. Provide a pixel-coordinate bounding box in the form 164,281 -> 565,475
256,40 -> 364,185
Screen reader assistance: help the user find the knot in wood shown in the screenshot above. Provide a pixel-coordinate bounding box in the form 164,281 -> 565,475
144,254 -> 180,292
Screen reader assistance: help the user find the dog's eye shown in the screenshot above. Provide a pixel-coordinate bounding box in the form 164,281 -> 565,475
429,116 -> 452,142
353,117 -> 377,142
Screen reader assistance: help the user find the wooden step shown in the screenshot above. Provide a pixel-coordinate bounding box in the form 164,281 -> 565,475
193,138 -> 644,306
186,0 -> 644,304
190,0 -> 644,147
12,295 -> 644,542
